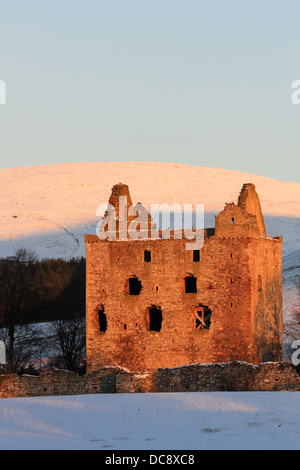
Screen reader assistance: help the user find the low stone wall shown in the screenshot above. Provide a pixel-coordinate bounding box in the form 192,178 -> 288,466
1,362 -> 300,399
0,367 -> 126,399
148,361 -> 300,393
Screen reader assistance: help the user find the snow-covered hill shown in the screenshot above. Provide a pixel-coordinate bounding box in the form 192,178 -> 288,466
1,162 -> 300,357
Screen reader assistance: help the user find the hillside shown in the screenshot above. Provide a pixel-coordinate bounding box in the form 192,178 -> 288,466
0,161 -> 299,358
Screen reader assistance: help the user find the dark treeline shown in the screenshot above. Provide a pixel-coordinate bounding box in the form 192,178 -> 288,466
0,249 -> 86,374
0,250 -> 86,326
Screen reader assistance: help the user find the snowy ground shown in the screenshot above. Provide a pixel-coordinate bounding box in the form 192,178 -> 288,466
0,392 -> 299,450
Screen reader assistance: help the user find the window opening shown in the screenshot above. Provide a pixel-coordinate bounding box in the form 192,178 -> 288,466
148,306 -> 162,332
192,305 -> 212,330
258,275 -> 262,291
98,306 -> 107,333
185,275 -> 197,293
129,276 -> 142,295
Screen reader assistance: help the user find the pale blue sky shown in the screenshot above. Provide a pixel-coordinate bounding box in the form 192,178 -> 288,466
0,0 -> 300,181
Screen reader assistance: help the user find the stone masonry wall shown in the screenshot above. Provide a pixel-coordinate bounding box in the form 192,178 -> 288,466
1,362 -> 300,399
85,233 -> 282,372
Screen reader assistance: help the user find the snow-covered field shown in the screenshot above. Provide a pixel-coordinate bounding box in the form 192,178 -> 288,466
0,391 -> 299,450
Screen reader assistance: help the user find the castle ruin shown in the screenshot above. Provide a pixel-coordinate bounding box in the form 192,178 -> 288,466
85,183 -> 282,373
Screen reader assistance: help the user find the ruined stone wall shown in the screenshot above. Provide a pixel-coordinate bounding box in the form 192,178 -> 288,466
85,232 -> 282,373
237,183 -> 266,237
249,237 -> 283,362
1,362 -> 300,399
215,183 -> 267,239
215,203 -> 261,238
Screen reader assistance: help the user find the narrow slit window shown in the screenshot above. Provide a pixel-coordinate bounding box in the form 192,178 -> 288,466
258,275 -> 262,291
144,250 -> 151,262
193,250 -> 200,262
231,217 -> 235,224
98,307 -> 107,333
148,306 -> 162,332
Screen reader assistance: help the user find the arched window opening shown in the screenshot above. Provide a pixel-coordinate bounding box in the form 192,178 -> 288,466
147,305 -> 162,332
98,306 -> 107,333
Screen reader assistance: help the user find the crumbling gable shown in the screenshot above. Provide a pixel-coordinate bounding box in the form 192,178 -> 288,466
238,183 -> 266,236
215,183 -> 266,238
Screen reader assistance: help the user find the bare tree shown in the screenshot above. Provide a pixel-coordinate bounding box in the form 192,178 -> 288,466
0,323 -> 48,374
48,314 -> 86,373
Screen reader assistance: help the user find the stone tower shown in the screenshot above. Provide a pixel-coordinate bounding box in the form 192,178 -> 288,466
85,183 -> 282,373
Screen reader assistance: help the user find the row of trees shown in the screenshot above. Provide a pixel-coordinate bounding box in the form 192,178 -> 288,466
0,249 -> 86,374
